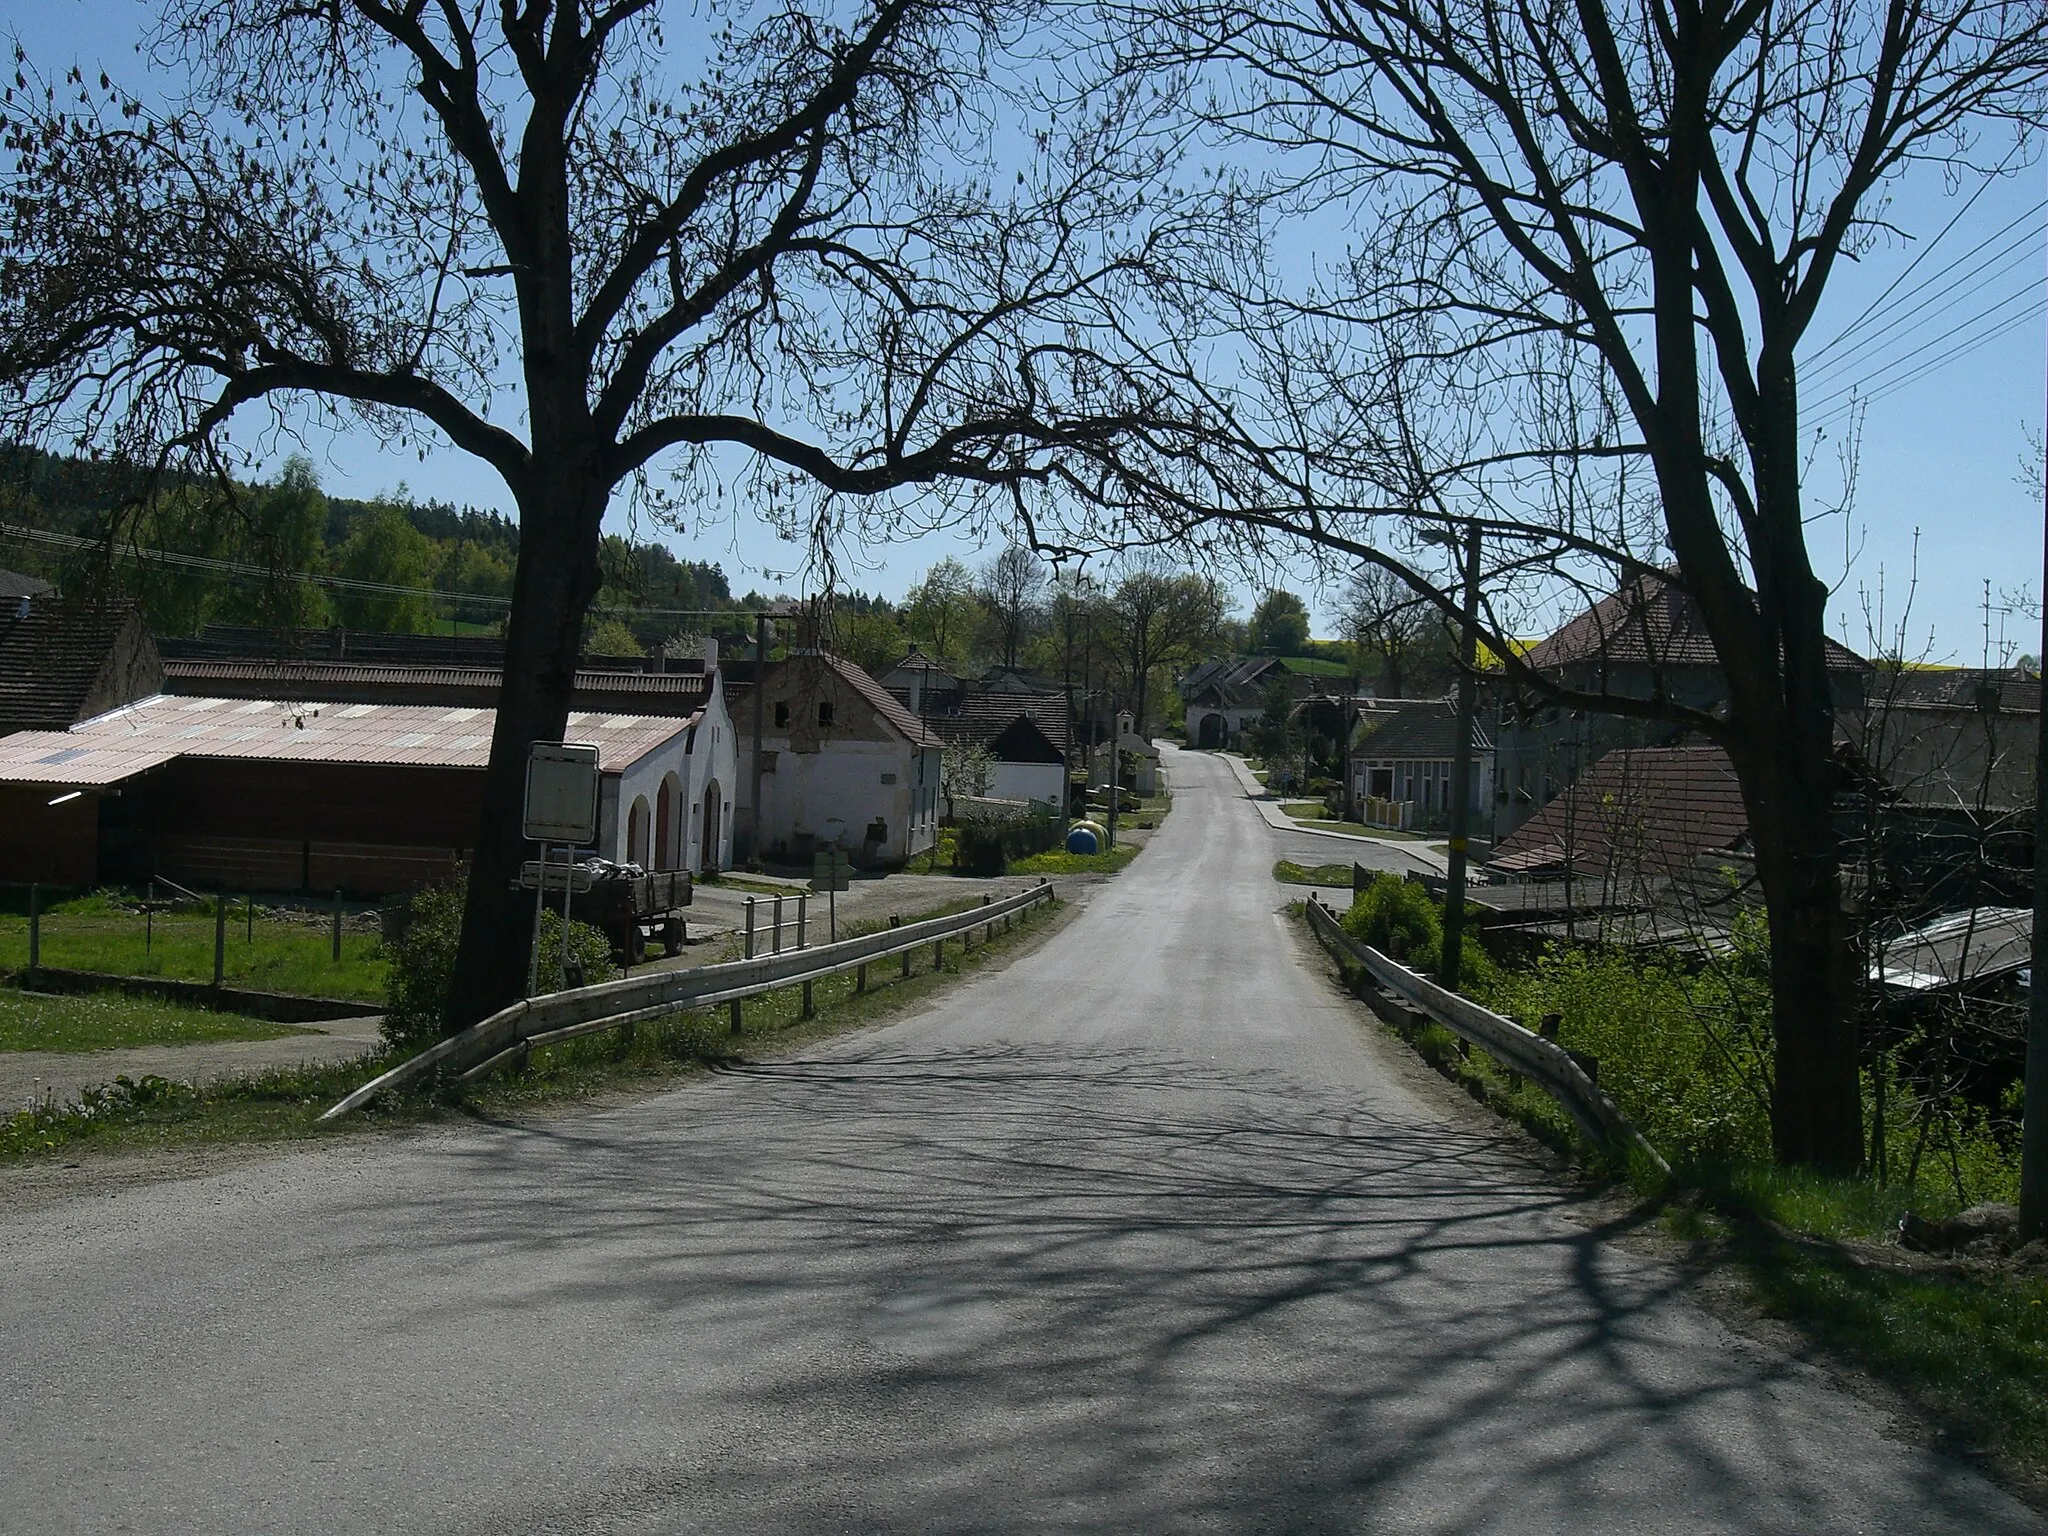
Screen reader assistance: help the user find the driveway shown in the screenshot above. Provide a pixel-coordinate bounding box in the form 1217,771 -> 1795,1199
0,744 -> 2033,1532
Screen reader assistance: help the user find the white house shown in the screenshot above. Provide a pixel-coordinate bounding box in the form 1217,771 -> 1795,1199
726,652 -> 942,867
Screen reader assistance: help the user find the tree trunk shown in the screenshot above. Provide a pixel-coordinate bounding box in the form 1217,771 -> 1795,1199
446,458 -> 608,1029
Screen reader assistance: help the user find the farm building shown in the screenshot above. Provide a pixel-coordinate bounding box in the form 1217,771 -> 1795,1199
0,654 -> 737,893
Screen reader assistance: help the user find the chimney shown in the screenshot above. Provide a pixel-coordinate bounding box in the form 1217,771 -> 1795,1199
701,635 -> 718,671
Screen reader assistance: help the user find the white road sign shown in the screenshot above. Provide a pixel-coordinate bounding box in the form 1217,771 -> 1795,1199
523,741 -> 601,844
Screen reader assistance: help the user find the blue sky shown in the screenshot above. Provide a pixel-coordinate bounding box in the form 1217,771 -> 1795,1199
10,0 -> 2045,659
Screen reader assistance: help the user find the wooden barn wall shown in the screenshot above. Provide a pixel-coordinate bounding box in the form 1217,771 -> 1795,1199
100,760 -> 485,897
0,786 -> 101,886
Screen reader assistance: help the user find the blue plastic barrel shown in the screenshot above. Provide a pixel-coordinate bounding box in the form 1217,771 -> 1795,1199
1065,826 -> 1101,855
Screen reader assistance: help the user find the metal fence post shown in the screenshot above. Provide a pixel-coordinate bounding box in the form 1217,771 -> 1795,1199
801,978 -> 814,1018
797,892 -> 808,949
856,962 -> 867,994
772,894 -> 784,955
933,938 -> 944,972
744,896 -> 757,959
331,889 -> 343,963
246,893 -> 254,943
213,894 -> 227,987
729,997 -> 743,1034
894,914 -> 909,977
27,883 -> 39,976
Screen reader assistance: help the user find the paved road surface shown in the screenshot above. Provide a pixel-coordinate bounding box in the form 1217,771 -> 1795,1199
1,746 -> 2034,1532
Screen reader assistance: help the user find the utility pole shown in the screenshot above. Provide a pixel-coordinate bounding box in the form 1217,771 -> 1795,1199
2023,288 -> 2048,1235
1439,520 -> 1482,992
749,611 -> 769,870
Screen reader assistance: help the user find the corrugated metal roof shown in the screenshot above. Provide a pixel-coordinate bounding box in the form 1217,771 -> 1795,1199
0,693 -> 700,787
160,659 -> 711,714
1872,907 -> 2031,993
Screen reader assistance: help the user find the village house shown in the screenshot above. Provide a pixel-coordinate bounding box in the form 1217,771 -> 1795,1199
1491,572 -> 1868,839
724,651 -> 942,868
1178,655 -> 1323,749
1347,701 -> 1494,834
0,583 -> 162,739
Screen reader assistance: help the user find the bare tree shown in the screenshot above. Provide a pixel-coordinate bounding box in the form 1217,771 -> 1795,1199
979,542 -> 1047,671
1105,562 -> 1226,733
1108,0 -> 2048,1169
0,0 -> 1210,1026
1340,564 -> 1429,699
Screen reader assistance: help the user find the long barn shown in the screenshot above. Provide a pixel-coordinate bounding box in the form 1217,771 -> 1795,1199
0,660 -> 737,894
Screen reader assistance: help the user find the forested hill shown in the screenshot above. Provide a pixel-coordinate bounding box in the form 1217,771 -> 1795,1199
0,445 -> 736,651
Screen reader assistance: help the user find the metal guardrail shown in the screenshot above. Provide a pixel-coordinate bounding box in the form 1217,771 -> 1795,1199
1304,896 -> 1668,1174
319,881 -> 1056,1119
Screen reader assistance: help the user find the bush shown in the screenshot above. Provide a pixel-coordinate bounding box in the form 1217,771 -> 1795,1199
383,878 -> 617,1051
1341,872 -> 1493,986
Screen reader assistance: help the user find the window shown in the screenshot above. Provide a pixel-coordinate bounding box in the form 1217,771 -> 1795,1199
818,700 -> 835,726
760,751 -> 779,773
773,701 -> 789,728
880,772 -> 898,785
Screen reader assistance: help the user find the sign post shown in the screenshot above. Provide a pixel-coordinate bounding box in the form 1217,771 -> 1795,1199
523,742 -> 601,995
811,848 -> 850,941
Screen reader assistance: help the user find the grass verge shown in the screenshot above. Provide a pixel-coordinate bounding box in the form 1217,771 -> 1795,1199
0,893 -> 1069,1163
1294,901 -> 2048,1501
0,895 -> 386,1001
0,987 -> 312,1052
1012,843 -> 1142,876
1273,860 -> 1358,887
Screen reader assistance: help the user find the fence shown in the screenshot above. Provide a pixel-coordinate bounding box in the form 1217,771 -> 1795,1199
1303,894 -> 1667,1173
320,880 -> 1056,1119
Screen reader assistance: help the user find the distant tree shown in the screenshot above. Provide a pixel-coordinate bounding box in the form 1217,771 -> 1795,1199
585,616 -> 644,656
1106,564 -> 1225,732
904,558 -> 982,669
1248,590 -> 1311,656
829,598 -> 909,676
1339,565 -> 1426,698
333,502 -> 437,632
978,543 -> 1046,670
1247,678 -> 1298,767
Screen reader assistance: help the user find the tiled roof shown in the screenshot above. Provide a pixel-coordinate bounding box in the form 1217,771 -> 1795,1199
725,653 -> 939,747
927,694 -> 1072,756
0,693 -> 699,788
0,597 -> 154,733
1350,702 -> 1490,760
1490,744 -> 1749,876
1874,666 -> 2041,713
1526,573 -> 1867,674
0,568 -> 53,601
160,660 -> 710,716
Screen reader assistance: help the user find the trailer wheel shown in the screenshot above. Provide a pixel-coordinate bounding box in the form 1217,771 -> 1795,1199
662,916 -> 686,954
624,923 -> 645,967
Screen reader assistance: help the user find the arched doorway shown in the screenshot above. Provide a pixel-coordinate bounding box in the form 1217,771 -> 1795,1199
700,781 -> 723,874
1197,712 -> 1225,749
627,795 -> 650,868
654,778 -> 674,870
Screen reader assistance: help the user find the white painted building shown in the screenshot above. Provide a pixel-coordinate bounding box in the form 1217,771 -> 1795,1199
606,641 -> 740,875
727,653 -> 942,867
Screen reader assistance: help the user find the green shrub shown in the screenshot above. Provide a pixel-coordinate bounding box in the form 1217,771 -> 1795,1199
383,878 -> 617,1051
1480,937 -> 1774,1165
1341,873 -> 1493,986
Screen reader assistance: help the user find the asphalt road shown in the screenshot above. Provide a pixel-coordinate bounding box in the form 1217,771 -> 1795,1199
1,745 -> 2036,1533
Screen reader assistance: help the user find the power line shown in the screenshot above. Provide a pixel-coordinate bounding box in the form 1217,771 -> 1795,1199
0,522 -> 774,623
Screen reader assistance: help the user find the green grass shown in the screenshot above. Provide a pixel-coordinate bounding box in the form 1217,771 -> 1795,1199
0,987 -> 311,1052
1011,843 -> 1143,876
1273,860 -> 1360,887
1279,655 -> 1354,677
0,900 -> 387,1002
0,895 -> 1069,1162
1283,803 -> 1431,839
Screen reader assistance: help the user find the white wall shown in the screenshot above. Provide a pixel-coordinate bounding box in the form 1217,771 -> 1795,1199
607,672 -> 740,873
988,760 -> 1065,807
